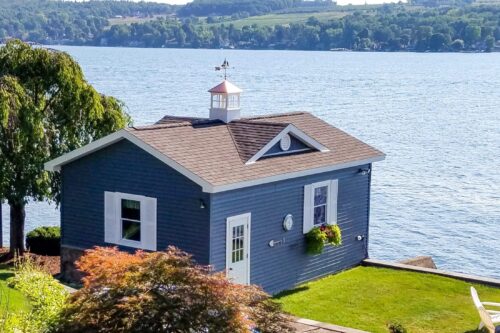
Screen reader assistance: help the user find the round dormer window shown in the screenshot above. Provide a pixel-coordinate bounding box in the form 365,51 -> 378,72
280,134 -> 291,151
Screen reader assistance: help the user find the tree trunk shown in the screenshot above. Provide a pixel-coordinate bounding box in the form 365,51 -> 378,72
10,202 -> 25,255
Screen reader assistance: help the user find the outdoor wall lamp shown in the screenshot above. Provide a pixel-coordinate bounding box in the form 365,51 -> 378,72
199,199 -> 206,209
356,235 -> 365,241
358,168 -> 371,176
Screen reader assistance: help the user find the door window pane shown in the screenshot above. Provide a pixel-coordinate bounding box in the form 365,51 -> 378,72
231,225 -> 245,263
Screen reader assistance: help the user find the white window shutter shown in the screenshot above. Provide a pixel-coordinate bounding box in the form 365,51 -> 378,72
303,184 -> 314,234
141,197 -> 157,251
329,179 -> 339,225
104,192 -> 118,244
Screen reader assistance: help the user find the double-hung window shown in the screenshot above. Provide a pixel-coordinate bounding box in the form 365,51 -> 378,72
121,199 -> 141,242
104,192 -> 157,250
303,180 -> 338,234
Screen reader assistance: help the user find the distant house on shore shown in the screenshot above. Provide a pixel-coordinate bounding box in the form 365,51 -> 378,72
45,74 -> 384,294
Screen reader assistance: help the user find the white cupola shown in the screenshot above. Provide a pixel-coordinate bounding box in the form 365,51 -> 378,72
208,80 -> 242,123
208,59 -> 242,123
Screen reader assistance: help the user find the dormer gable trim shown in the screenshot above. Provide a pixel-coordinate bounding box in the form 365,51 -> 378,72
245,124 -> 329,165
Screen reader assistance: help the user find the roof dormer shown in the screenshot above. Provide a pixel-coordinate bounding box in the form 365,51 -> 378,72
227,120 -> 330,164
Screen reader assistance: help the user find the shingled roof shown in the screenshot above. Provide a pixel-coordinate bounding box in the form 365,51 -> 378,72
227,121 -> 288,162
46,112 -> 384,192
126,112 -> 384,189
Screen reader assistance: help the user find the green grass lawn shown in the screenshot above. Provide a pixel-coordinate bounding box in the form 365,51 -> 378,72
0,269 -> 30,315
275,267 -> 500,333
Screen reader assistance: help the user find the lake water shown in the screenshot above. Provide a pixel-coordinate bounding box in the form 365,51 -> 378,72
2,47 -> 499,279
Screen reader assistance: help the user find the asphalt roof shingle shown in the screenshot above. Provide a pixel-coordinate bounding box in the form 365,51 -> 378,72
127,112 -> 384,187
227,121 -> 288,162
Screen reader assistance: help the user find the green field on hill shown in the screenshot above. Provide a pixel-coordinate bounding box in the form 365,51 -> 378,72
216,11 -> 351,28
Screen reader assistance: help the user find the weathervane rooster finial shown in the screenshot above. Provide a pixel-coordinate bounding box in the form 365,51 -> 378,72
215,58 -> 230,80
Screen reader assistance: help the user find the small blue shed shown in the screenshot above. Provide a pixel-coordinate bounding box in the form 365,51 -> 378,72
45,79 -> 385,294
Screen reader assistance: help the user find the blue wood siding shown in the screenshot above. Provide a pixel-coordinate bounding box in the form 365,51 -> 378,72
209,165 -> 371,294
61,139 -> 211,264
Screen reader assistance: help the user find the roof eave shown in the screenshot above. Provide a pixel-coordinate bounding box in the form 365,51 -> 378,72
44,129 -> 216,193
210,155 -> 385,193
44,130 -> 129,172
44,126 -> 385,195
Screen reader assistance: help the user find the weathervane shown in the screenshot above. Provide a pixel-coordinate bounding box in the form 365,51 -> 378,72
215,59 -> 231,80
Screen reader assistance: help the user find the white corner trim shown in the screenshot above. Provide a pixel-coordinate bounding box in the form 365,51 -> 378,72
245,124 -> 329,165
212,155 -> 385,193
44,130 -> 215,192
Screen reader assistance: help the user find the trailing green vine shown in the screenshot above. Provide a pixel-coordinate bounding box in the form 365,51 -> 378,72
305,224 -> 342,255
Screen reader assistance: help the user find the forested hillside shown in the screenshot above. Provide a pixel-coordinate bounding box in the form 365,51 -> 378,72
178,0 -> 335,17
0,0 -> 173,44
101,5 -> 500,51
0,0 -> 499,52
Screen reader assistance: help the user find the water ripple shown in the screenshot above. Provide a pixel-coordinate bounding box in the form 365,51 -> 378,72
1,48 -> 499,279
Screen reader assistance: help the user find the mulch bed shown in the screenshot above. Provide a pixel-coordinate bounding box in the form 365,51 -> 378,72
0,247 -> 61,276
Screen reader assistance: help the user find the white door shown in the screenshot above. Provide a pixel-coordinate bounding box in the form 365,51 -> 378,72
226,213 -> 251,285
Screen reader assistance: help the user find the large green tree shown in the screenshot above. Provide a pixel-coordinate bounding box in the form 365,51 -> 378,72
0,40 -> 130,254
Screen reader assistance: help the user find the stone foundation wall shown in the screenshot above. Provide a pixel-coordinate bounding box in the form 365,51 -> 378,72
60,246 -> 85,283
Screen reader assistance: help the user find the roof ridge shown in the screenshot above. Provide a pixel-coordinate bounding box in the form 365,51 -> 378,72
243,111 -> 307,121
130,119 -> 220,131
232,119 -> 289,127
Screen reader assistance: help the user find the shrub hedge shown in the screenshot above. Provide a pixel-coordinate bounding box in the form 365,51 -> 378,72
26,226 -> 61,256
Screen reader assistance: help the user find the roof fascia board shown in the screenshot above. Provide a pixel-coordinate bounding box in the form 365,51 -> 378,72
44,130 -> 215,192
212,155 -> 385,193
245,124 -> 329,165
44,130 -> 128,172
44,128 -> 385,194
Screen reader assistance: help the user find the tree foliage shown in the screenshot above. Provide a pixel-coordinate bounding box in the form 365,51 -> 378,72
96,5 -> 499,52
0,40 -> 130,252
178,0 -> 307,17
0,0 -> 174,44
53,246 -> 293,333
0,1 -> 498,52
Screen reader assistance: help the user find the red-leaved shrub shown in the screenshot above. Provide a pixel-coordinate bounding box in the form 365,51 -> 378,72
52,246 -> 293,333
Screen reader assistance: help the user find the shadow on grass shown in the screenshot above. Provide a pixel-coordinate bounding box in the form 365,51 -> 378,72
0,272 -> 14,282
274,286 -> 309,298
462,328 -> 489,333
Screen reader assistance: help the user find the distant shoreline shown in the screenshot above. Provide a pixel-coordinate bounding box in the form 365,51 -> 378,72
6,41 -> 498,54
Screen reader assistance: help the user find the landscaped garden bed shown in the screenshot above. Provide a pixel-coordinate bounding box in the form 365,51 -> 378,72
0,248 -> 60,276
275,266 -> 500,333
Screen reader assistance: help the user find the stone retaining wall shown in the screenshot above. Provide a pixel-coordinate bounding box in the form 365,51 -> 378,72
363,259 -> 500,288
60,245 -> 85,282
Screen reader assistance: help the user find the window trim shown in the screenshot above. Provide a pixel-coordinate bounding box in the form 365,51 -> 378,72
303,179 -> 338,234
104,191 -> 157,250
117,194 -> 144,247
311,180 -> 331,227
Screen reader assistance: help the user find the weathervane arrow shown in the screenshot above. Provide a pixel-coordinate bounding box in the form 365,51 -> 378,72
215,58 -> 231,80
